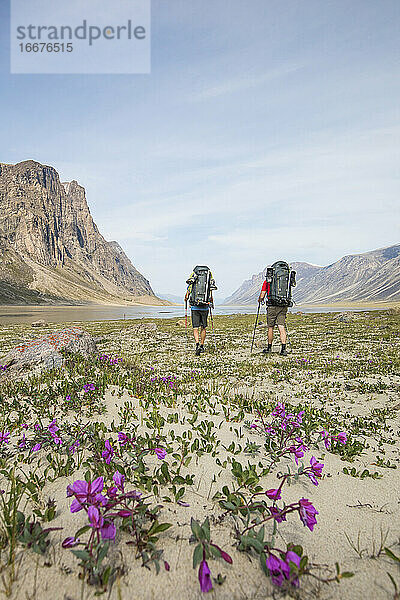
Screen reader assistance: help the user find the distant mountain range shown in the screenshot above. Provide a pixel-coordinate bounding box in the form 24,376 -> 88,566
0,160 -> 167,305
155,292 -> 183,304
224,244 -> 400,305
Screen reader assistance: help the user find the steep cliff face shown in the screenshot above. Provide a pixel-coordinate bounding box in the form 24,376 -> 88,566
225,245 -> 400,305
0,160 -> 157,304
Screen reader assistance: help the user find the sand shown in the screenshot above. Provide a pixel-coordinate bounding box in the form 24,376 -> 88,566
0,311 -> 399,600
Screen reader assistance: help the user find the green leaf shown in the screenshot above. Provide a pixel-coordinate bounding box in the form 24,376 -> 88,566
256,526 -> 265,543
75,525 -> 91,538
148,521 -> 172,536
384,547 -> 400,562
190,518 -> 203,541
202,518 -> 210,542
193,544 -> 203,569
240,535 -> 264,554
97,542 -> 110,566
209,544 -> 221,558
299,555 -> 308,569
71,549 -> 90,561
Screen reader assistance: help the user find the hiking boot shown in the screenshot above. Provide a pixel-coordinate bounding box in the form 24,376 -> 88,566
195,343 -> 201,356
280,348 -> 288,356
199,345 -> 205,353
262,348 -> 272,355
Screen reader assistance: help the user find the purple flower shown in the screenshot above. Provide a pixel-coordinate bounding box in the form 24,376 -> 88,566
69,440 -> 80,454
285,551 -> 301,587
88,505 -> 104,529
321,430 -> 331,450
155,447 -> 166,460
336,432 -> 347,445
18,433 -> 27,449
117,509 -> 133,517
107,486 -> 118,498
62,536 -> 80,548
289,445 -> 305,465
308,456 -> 324,485
266,488 -> 281,501
297,410 -> 305,424
83,383 -> 95,393
118,432 -> 128,446
215,547 -> 232,564
266,553 -> 290,587
198,559 -> 213,593
100,521 -> 116,541
272,402 -> 286,418
102,439 -> 114,464
32,443 -> 41,452
298,498 -> 318,531
112,471 -> 125,492
67,476 -> 106,513
286,550 -> 301,568
48,419 -> 59,435
269,506 -> 287,523
0,431 -> 10,445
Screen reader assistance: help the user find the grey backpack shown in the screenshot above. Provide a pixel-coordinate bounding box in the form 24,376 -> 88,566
266,261 -> 296,307
186,266 -> 217,306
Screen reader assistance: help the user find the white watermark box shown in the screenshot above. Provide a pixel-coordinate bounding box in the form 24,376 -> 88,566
10,0 -> 150,74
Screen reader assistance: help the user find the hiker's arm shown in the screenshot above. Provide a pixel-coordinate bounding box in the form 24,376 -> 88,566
259,278 -> 268,303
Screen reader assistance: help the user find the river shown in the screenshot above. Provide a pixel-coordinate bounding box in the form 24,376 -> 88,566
0,304 -> 382,325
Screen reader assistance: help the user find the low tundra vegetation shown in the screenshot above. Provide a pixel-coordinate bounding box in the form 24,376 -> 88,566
0,310 -> 398,599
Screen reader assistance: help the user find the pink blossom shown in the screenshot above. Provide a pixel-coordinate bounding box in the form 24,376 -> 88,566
102,439 -> 114,464
266,488 -> 281,501
67,477 -> 107,513
198,559 -> 212,593
298,498 -> 318,531
155,447 -> 166,460
112,471 -> 125,492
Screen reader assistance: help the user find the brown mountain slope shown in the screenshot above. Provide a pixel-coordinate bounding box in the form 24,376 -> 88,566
0,160 -> 164,305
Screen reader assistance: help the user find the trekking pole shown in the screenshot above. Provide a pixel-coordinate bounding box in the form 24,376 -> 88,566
185,298 -> 188,348
285,322 -> 292,353
250,302 -> 261,354
209,305 -> 216,351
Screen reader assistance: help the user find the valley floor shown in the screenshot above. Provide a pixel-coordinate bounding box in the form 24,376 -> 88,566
0,311 -> 399,600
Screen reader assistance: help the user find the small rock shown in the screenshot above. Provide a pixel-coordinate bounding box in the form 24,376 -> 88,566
3,327 -> 97,372
335,312 -> 355,323
31,320 -> 47,327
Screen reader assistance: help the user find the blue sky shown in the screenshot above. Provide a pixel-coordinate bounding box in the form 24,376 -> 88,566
1,0 -> 399,298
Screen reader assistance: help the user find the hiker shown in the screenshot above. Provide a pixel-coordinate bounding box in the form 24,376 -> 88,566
258,261 -> 296,356
185,266 -> 217,356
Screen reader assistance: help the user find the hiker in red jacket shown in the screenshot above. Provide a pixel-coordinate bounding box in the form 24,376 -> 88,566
258,281 -> 287,355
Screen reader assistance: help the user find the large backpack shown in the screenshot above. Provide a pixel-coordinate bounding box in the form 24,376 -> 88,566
186,266 -> 217,306
266,261 -> 296,307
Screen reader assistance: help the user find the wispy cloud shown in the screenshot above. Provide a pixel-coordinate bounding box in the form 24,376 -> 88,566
188,63 -> 304,101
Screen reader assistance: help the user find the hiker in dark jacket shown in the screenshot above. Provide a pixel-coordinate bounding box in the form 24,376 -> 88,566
185,266 -> 216,356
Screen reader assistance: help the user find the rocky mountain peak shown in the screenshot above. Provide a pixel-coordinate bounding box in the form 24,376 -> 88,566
0,160 -> 159,305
